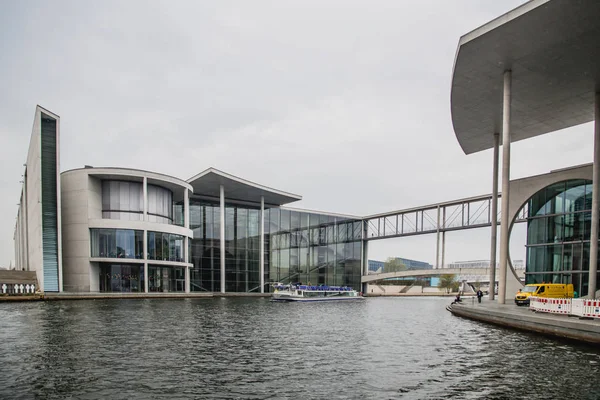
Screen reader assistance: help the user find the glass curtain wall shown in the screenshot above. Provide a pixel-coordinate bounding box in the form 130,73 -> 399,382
189,200 -> 260,292
147,184 -> 173,224
90,229 -> 143,259
525,180 -> 600,296
148,265 -> 185,292
99,263 -> 144,292
265,209 -> 362,292
102,181 -> 143,221
188,200 -> 362,293
147,232 -> 185,262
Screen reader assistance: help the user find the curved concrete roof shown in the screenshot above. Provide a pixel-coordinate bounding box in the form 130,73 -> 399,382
187,168 -> 302,206
451,0 -> 600,154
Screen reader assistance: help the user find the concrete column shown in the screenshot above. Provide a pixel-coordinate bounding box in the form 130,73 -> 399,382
185,264 -> 190,294
441,231 -> 446,269
143,176 -> 148,221
362,239 -> 368,293
489,132 -> 500,300
441,207 -> 446,269
498,70 -> 512,304
143,229 -> 148,293
589,92 -> 600,299
435,205 -> 441,269
144,262 -> 149,293
184,236 -> 190,293
184,188 -> 189,229
260,196 -> 265,293
220,185 -> 225,293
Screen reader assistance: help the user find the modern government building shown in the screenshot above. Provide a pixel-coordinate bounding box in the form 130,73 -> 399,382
13,106 -> 363,294
11,0 -> 600,301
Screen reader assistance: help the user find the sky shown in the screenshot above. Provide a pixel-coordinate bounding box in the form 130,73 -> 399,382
0,0 -> 594,268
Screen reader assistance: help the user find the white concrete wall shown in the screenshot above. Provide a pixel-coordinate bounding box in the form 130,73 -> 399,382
25,108 -> 44,291
61,171 -> 94,292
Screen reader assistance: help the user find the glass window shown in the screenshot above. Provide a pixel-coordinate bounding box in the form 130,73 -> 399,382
91,229 -> 142,259
101,181 -> 143,221
99,264 -> 144,292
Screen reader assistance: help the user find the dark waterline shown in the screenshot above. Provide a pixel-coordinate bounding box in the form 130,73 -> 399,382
0,297 -> 598,400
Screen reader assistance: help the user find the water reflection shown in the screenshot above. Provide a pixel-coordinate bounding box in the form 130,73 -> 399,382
0,298 -> 598,399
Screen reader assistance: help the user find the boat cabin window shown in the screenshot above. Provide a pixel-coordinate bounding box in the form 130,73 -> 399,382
297,291 -> 302,295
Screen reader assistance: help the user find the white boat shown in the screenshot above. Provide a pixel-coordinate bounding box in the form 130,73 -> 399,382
271,284 -> 364,302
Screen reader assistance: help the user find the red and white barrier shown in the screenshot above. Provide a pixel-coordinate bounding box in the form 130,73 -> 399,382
529,297 -> 571,314
549,298 -> 571,314
580,299 -> 600,318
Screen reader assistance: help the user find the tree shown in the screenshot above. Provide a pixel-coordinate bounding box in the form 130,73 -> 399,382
383,257 -> 407,273
438,274 -> 458,294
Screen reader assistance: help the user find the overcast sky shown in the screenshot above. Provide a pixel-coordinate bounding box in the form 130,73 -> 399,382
0,0 -> 594,268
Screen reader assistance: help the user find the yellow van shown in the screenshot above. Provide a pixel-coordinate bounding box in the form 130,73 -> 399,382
514,283 -> 574,306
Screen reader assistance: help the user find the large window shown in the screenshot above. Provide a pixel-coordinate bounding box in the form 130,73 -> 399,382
102,181 -> 143,220
147,184 -> 173,224
525,180 -> 600,297
147,231 -> 185,262
148,265 -> 185,292
91,229 -> 143,259
99,264 -> 144,292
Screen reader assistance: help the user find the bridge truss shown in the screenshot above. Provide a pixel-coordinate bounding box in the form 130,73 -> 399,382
363,193 -> 527,241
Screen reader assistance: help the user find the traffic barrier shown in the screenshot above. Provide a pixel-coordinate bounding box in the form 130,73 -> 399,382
529,297 -> 571,314
581,299 -> 600,319
571,299 -> 585,317
549,298 -> 571,314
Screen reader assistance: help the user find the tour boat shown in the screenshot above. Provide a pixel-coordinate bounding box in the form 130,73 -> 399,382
271,283 -> 364,302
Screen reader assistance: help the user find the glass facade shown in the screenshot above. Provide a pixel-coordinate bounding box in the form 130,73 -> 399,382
102,181 -> 143,221
188,199 -> 362,293
525,179 -> 600,296
90,228 -> 144,259
147,184 -> 173,224
189,200 -> 260,292
266,209 -> 362,291
148,265 -> 185,292
147,231 -> 185,262
99,263 -> 144,292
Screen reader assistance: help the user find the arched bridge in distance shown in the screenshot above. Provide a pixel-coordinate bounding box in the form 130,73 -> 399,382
361,268 -> 524,284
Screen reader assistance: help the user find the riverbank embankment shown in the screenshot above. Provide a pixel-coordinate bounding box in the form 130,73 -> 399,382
0,292 -> 272,302
448,299 -> 600,345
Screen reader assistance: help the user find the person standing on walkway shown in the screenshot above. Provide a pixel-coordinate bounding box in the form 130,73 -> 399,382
476,289 -> 483,303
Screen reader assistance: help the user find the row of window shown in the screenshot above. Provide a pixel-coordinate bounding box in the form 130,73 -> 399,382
90,229 -> 186,263
101,180 -> 179,225
98,263 -> 185,293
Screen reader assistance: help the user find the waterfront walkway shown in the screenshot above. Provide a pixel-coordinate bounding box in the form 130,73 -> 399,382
448,298 -> 600,345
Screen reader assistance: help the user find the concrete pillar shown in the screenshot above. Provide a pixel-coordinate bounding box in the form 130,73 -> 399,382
143,176 -> 148,221
144,262 -> 149,293
498,70 -> 512,304
220,185 -> 225,293
435,205 -> 440,269
185,265 -> 190,294
143,229 -> 148,293
260,196 -> 265,293
184,236 -> 190,293
589,92 -> 600,299
184,188 -> 189,229
362,239 -> 368,293
489,132 -> 500,300
441,207 -> 446,269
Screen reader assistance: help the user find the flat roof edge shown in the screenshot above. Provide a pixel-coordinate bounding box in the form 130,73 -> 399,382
187,167 -> 302,200
458,0 -> 550,46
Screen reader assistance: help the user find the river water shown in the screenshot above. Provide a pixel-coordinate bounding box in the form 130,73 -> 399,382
0,297 -> 598,400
